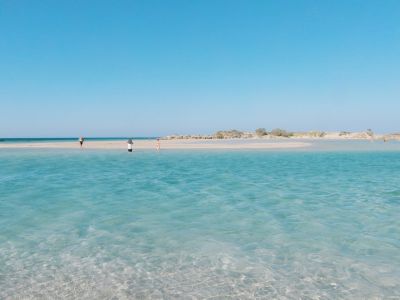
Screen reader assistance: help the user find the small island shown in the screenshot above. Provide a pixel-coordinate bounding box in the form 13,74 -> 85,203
163,128 -> 400,141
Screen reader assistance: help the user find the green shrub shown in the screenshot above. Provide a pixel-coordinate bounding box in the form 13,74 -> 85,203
255,128 -> 268,137
309,131 -> 326,138
270,128 -> 293,137
339,131 -> 350,136
214,131 -> 225,139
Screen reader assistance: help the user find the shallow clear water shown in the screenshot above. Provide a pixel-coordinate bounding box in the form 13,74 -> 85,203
1,148 -> 400,299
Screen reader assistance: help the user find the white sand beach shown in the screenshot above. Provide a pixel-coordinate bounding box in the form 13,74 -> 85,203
0,139 -> 311,150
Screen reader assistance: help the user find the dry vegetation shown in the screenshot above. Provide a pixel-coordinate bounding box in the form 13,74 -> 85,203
163,128 -> 400,141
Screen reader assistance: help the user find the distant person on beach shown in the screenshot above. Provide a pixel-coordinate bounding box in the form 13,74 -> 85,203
79,137 -> 84,148
127,138 -> 133,152
156,138 -> 160,151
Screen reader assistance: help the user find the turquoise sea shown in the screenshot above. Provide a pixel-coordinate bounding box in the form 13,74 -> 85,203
1,143 -> 400,299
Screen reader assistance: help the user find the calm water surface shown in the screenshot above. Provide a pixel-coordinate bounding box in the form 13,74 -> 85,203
1,147 -> 400,299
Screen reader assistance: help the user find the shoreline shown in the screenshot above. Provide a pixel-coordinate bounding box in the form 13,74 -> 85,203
1,138 -> 400,151
0,139 -> 311,150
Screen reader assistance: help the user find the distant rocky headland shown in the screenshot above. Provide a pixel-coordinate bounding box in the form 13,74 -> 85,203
164,129 -> 400,141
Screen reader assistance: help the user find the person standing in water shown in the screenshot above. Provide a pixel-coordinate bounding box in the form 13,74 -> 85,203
79,137 -> 84,148
156,138 -> 160,151
127,138 -> 133,152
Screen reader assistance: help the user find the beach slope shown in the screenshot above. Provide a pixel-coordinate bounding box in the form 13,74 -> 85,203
0,139 -> 310,150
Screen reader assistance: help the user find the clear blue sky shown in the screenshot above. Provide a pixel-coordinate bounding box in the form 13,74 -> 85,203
1,0 -> 399,137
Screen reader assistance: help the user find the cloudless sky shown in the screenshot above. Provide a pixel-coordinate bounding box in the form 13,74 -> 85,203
1,0 -> 399,137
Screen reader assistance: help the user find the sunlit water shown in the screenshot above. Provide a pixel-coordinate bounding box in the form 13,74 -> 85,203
1,146 -> 400,299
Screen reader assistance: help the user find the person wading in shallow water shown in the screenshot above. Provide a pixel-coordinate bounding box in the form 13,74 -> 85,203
79,137 -> 84,148
127,138 -> 133,152
156,138 -> 161,151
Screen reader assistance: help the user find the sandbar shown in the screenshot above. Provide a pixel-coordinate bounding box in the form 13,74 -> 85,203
0,139 -> 310,150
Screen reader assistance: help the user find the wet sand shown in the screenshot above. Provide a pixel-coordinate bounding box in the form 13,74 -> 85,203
0,139 -> 310,150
